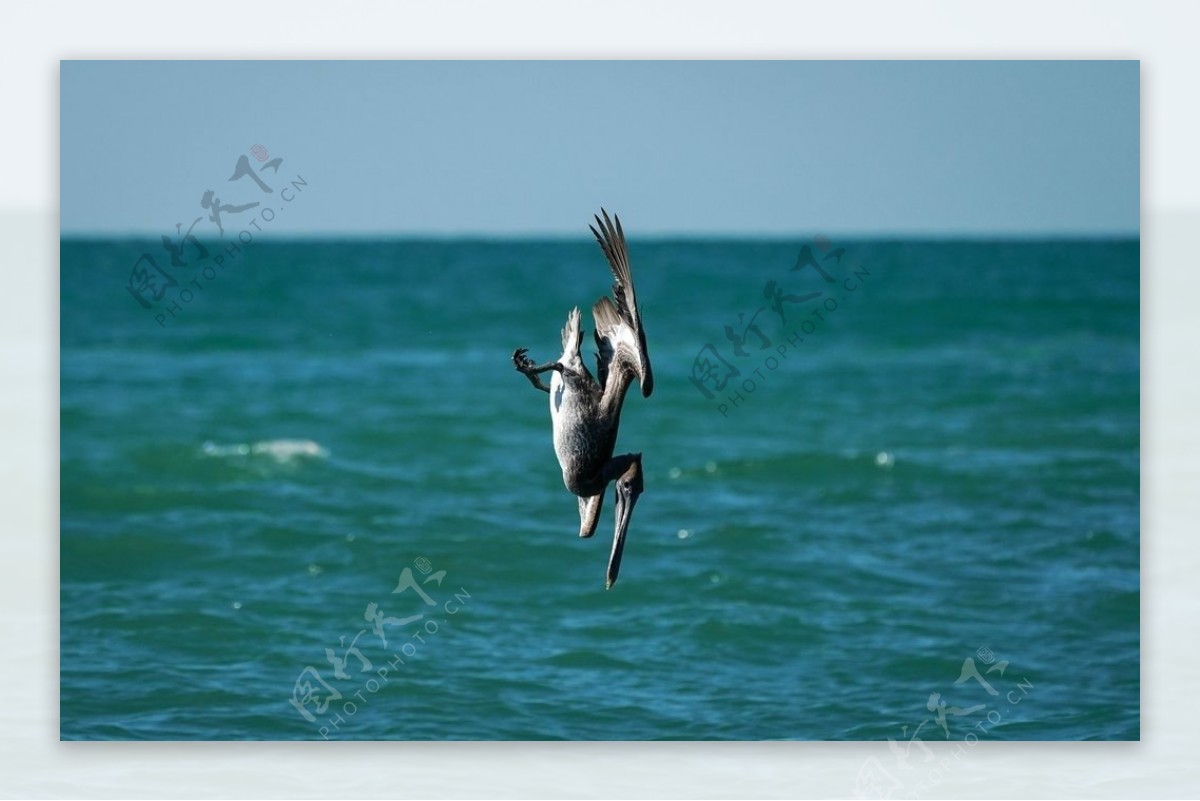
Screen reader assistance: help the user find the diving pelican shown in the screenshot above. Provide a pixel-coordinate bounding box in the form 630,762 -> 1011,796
512,210 -> 654,589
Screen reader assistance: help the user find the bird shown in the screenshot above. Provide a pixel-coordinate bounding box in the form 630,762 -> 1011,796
512,210 -> 654,589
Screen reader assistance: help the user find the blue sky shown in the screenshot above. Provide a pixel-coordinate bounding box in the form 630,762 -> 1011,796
60,60 -> 1138,236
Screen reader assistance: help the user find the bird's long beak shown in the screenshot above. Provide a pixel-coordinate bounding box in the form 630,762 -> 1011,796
606,458 -> 643,589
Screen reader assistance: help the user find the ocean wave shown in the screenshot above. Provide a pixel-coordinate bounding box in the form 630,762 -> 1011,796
199,439 -> 328,462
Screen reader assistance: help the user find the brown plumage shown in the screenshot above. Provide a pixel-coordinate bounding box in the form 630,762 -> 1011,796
512,210 -> 653,588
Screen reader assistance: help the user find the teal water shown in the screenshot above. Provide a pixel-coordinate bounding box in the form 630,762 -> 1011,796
60,236 -> 1139,740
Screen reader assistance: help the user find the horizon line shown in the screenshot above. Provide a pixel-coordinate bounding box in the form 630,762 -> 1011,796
58,228 -> 1140,242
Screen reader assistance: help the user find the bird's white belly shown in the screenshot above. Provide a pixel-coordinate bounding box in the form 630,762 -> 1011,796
549,370 -> 568,443
548,370 -> 591,477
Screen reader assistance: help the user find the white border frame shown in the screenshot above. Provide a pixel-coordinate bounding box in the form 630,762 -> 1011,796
4,1 -> 1195,796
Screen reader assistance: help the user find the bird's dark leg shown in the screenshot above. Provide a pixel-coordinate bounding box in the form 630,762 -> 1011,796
512,348 -> 560,393
601,452 -> 643,589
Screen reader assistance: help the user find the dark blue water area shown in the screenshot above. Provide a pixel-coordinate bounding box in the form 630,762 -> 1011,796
60,236 -> 1138,740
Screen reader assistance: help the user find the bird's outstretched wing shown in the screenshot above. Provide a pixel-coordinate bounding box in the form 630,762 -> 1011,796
589,209 -> 653,400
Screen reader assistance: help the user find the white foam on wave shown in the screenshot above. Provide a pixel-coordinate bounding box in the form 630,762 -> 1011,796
200,438 -> 328,462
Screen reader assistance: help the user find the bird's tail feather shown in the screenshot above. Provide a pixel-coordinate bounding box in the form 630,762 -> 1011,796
560,306 -> 582,356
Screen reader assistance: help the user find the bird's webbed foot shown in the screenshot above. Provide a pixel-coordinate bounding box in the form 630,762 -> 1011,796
512,348 -> 561,393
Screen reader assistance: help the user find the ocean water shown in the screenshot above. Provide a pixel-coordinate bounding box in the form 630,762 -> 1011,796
60,235 -> 1139,741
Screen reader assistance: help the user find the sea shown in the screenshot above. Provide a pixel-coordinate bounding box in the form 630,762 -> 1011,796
60,235 -> 1140,741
